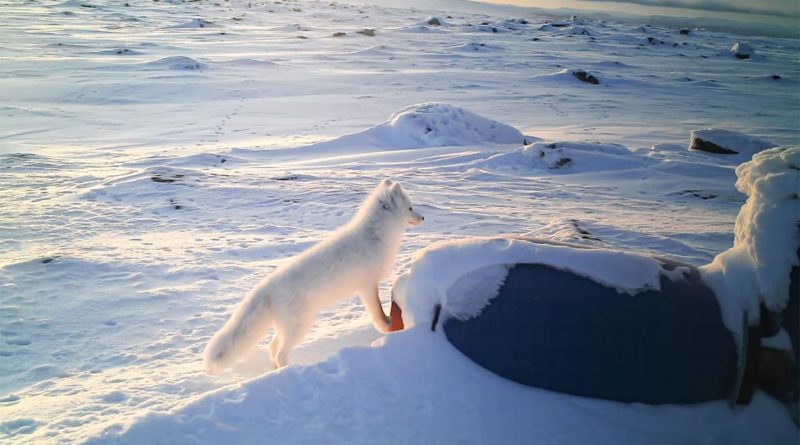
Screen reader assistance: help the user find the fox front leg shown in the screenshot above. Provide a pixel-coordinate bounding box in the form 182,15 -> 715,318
361,286 -> 391,333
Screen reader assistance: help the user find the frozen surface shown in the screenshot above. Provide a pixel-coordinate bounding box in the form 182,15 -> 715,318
1,0 -> 798,443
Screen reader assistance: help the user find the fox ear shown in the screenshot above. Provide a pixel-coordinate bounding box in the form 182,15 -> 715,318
380,183 -> 402,210
390,182 -> 403,195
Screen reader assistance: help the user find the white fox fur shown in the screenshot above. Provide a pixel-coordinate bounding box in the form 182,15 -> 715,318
204,179 -> 423,374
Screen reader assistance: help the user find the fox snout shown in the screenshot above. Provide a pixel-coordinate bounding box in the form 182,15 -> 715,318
408,210 -> 424,226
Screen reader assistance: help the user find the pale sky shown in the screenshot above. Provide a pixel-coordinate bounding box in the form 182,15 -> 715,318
483,0 -> 799,17
479,0 -> 799,34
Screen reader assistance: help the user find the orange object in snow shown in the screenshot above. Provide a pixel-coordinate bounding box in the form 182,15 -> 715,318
389,300 -> 404,331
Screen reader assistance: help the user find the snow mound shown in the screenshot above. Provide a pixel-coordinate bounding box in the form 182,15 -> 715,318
450,42 -> 501,52
221,58 -> 278,67
690,128 -> 775,161
729,42 -> 755,59
540,23 -> 599,37
95,48 -> 144,56
534,68 -> 602,85
523,217 -> 602,244
171,18 -> 215,29
298,103 -> 525,154
472,141 -> 645,174
392,237 -> 666,329
145,56 -> 205,70
53,0 -> 99,8
124,153 -> 245,168
424,16 -> 447,27
700,147 -> 800,336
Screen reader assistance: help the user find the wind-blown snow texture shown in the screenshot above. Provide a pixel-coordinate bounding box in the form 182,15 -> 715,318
1,0 -> 798,443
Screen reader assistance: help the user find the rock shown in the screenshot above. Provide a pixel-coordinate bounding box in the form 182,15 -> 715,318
689,129 -> 774,157
356,28 -> 376,37
730,42 -> 755,59
679,28 -> 691,35
553,157 -> 572,168
332,32 -> 346,37
426,16 -> 444,26
572,70 -> 599,85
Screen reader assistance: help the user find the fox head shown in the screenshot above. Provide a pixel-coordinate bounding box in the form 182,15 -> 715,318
379,178 -> 424,227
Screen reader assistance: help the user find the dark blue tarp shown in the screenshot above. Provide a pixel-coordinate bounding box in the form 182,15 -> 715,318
443,262 -> 737,404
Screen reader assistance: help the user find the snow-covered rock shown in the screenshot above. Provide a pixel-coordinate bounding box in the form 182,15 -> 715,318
701,147 -> 800,336
356,28 -> 376,37
171,18 -> 215,29
534,68 -> 602,85
451,41 -> 500,52
729,42 -> 755,59
96,48 -> 144,56
472,141 -> 645,173
425,16 -> 446,26
298,103 -> 525,154
572,69 -> 599,84
145,56 -> 205,70
689,128 -> 775,160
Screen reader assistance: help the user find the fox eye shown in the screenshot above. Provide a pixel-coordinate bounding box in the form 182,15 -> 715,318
408,207 -> 413,211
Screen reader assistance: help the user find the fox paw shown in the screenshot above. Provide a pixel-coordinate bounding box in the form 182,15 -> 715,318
374,317 -> 391,334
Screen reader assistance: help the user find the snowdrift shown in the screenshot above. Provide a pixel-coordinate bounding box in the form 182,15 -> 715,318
88,329 -> 795,445
292,103 -> 526,155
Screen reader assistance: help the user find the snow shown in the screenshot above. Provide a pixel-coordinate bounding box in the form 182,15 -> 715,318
393,236 -> 668,327
1,0 -> 798,443
83,329 -> 798,445
700,147 -> 800,336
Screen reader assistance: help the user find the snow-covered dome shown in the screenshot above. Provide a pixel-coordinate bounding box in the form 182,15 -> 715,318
392,236 -> 669,328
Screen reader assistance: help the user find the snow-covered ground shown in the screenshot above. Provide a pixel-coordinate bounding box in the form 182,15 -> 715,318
0,0 -> 798,443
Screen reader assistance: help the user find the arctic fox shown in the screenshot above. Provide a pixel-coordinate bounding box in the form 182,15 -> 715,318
204,179 -> 424,374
